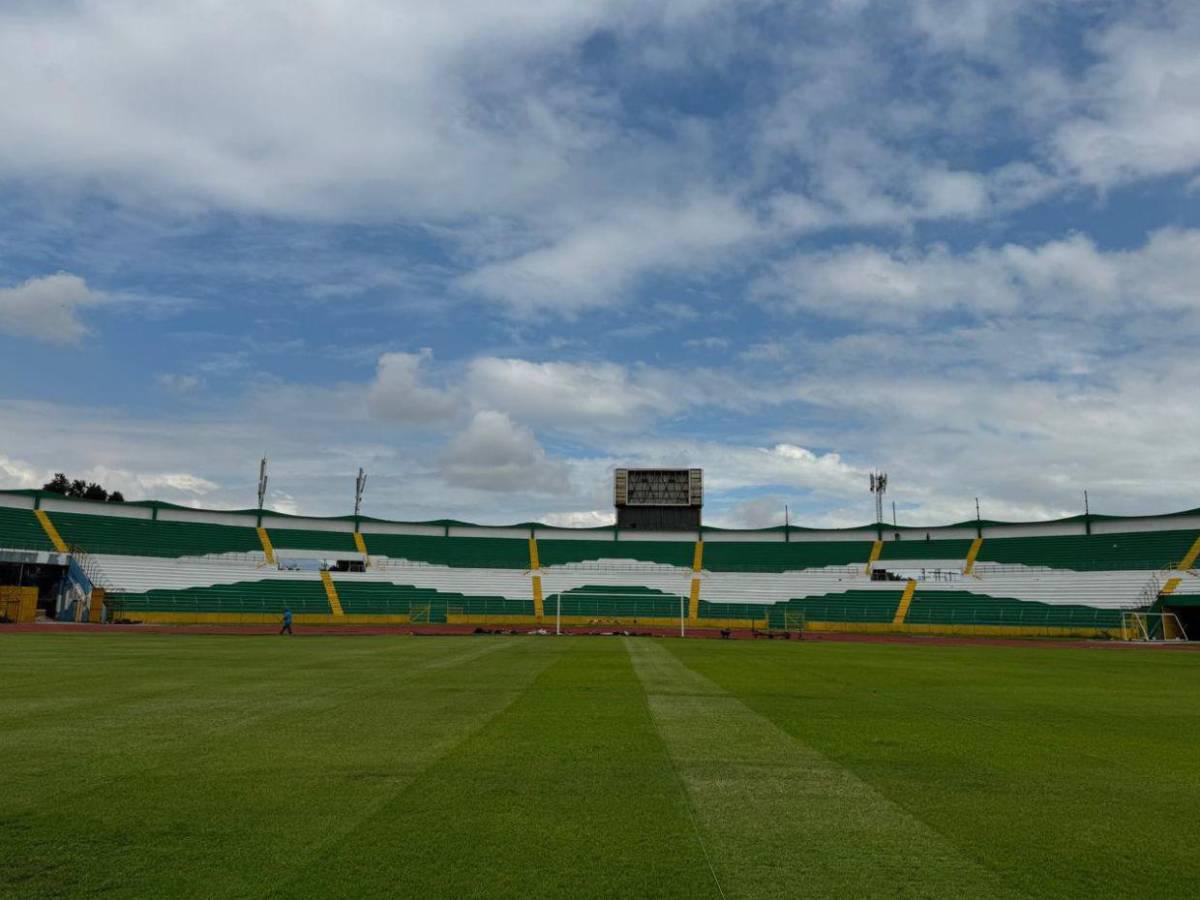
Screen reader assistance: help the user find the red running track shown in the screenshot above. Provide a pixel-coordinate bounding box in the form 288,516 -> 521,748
3,620 -> 1198,650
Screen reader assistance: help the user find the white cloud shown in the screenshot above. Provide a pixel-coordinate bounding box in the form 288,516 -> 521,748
466,357 -> 682,426
0,455 -> 43,489
541,509 -> 616,528
0,1 -> 718,222
366,350 -> 459,423
136,473 -> 220,495
0,273 -> 103,343
439,410 -> 569,493
459,195 -> 761,314
759,229 -> 1200,322
1052,9 -> 1200,187
709,495 -> 788,530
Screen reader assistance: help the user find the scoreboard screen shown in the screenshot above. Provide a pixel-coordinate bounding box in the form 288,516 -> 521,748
614,469 -> 702,508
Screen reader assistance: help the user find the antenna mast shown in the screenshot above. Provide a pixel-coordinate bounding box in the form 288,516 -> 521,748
354,468 -> 367,519
869,471 -> 888,524
257,457 -> 269,513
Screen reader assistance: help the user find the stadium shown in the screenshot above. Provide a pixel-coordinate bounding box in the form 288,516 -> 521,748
3,469 -> 1198,640
3,470 -> 1200,896
5,2 -> 1200,897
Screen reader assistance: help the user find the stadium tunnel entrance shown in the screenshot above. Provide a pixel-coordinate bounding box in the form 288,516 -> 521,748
1163,598 -> 1200,640
0,551 -> 93,621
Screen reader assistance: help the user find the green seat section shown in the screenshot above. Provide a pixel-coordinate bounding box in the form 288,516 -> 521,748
50,511 -> 261,557
538,539 -> 693,568
544,585 -> 685,618
335,582 -> 532,620
977,530 -> 1199,571
771,590 -> 903,625
106,580 -> 332,615
702,541 -> 873,572
906,591 -> 1122,628
696,599 -> 762,621
0,506 -> 54,552
362,534 -> 530,569
880,539 -> 973,561
700,590 -> 903,624
268,527 -> 358,553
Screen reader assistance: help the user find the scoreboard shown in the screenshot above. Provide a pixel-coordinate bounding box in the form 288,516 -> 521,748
613,469 -> 702,530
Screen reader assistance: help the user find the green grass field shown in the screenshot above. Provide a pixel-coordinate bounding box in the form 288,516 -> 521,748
2,634 -> 1198,898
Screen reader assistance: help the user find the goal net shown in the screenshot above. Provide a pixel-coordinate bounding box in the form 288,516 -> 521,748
1121,611 -> 1188,642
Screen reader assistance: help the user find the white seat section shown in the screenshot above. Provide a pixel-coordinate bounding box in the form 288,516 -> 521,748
961,566 -> 1157,609
95,553 -> 309,594
87,550 -> 1166,616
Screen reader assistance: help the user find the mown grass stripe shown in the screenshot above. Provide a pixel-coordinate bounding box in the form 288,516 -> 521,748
626,638 -> 1020,899
295,639 -> 719,899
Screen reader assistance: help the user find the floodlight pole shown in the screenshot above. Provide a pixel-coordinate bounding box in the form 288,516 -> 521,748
354,468 -> 367,520
256,456 -> 268,526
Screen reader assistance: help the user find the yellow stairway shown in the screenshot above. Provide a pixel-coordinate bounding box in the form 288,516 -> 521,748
892,580 -> 917,625
34,509 -> 69,552
320,570 -> 344,616
256,527 -> 276,565
864,540 -> 883,575
529,538 -> 544,620
963,537 -> 983,576
688,541 -> 704,624
1178,535 -> 1200,572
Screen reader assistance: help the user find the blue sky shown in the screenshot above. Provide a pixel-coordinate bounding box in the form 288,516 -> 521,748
1,0 -> 1199,527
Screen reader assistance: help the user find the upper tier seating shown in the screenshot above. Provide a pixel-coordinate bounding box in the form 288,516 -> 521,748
879,539 -> 973,561
977,529 -> 1199,571
363,533 -> 530,568
269,527 -> 358,553
106,579 -> 332,615
702,540 -> 873,572
50,512 -> 261,557
0,507 -> 54,552
538,539 -> 692,568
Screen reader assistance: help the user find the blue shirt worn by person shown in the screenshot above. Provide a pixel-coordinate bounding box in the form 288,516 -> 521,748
283,609 -> 293,625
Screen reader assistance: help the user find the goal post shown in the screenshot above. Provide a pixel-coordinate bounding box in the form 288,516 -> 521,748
1121,611 -> 1188,642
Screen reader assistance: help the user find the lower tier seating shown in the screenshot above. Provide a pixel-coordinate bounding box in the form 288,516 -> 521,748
906,591 -> 1123,627
764,590 -> 904,625
106,580 -> 332,615
701,590 -> 902,624
335,581 -> 532,619
544,585 -> 685,618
